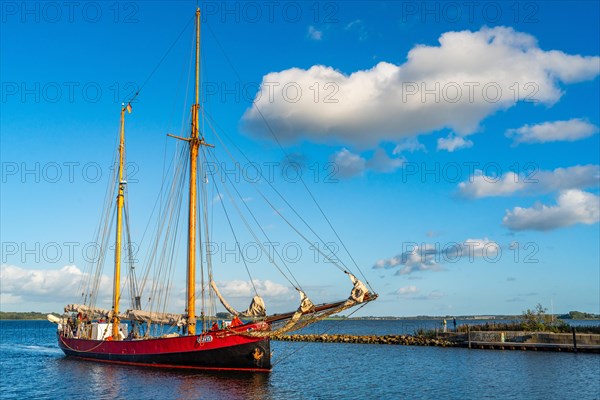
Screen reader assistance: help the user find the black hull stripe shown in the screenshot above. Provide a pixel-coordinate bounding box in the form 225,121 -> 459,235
60,339 -> 271,370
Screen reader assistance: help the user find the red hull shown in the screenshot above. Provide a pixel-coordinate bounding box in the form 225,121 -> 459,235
58,322 -> 271,371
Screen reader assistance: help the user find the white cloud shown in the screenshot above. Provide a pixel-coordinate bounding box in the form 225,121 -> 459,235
503,189 -> 600,231
459,171 -> 525,197
393,137 -> 426,153
437,134 -> 474,152
212,279 -> 298,314
1,264 -> 80,301
373,243 -> 441,275
215,279 -> 291,299
330,148 -> 366,178
394,286 -> 444,300
507,118 -> 599,144
0,264 -> 111,308
395,285 -> 419,295
330,147 -> 404,178
307,26 -> 323,41
459,165 -> 600,198
374,238 -> 500,275
0,293 -> 22,305
462,238 -> 501,259
242,26 -> 599,147
366,148 -> 406,173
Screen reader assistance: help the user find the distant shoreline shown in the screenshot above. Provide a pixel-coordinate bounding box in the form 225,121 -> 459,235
0,312 -> 60,321
1,311 -> 598,321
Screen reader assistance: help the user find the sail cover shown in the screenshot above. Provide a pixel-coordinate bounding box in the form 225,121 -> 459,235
348,273 -> 368,302
65,304 -> 185,326
239,273 -> 373,338
210,281 -> 267,317
124,310 -> 185,326
64,304 -> 113,318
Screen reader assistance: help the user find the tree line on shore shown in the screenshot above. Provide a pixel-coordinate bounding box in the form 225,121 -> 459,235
1,306 -> 598,328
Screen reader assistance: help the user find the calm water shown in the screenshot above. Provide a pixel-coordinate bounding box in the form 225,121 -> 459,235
1,320 -> 598,400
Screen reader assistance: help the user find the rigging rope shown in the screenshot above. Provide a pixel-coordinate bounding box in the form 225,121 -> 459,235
202,111 -> 350,273
203,146 -> 302,290
210,167 -> 258,296
125,14 -> 195,105
271,301 -> 369,366
203,20 -> 373,292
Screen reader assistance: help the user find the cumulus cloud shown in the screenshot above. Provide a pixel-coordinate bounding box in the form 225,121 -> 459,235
507,118 -> 599,144
330,147 -> 405,178
458,165 -> 600,198
437,134 -> 474,152
243,26 -> 599,147
0,264 -> 110,306
503,189 -> 600,231
373,243 -> 441,275
373,238 -> 500,275
462,238 -> 501,259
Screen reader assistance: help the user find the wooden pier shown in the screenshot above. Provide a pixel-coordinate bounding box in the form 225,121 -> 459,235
458,341 -> 599,353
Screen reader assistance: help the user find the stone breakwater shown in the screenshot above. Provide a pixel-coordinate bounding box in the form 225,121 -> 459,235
271,334 -> 454,347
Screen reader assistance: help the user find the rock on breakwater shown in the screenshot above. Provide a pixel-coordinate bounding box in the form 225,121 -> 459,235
271,334 -> 454,347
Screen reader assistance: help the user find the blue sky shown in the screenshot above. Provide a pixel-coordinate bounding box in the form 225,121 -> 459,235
1,1 -> 599,316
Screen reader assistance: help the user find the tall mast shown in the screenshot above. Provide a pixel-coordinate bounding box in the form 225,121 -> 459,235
112,105 -> 127,339
186,7 -> 202,336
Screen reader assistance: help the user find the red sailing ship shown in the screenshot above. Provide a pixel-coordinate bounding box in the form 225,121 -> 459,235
50,7 -> 376,372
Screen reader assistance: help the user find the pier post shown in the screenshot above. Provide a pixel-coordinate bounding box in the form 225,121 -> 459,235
572,327 -> 577,353
467,325 -> 471,349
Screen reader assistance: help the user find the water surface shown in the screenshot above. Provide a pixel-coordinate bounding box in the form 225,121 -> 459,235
1,320 -> 598,399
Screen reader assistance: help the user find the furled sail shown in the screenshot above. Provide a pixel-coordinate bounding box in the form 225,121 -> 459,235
240,273 -> 373,338
349,273 -> 368,302
64,304 -> 114,319
210,280 -> 267,317
243,289 -> 315,338
124,309 -> 186,326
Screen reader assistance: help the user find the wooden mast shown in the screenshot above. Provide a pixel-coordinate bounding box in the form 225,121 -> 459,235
186,7 -> 202,336
112,105 -> 127,339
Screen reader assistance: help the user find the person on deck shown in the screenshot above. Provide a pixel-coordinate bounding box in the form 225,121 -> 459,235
211,322 -> 219,331
127,323 -> 136,339
230,316 -> 243,327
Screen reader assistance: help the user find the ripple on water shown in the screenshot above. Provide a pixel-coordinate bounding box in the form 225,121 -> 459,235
1,320 -> 599,400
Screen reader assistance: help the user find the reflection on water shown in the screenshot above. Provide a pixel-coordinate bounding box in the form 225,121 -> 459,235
51,354 -> 273,400
1,320 -> 598,400
173,370 -> 271,400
